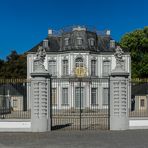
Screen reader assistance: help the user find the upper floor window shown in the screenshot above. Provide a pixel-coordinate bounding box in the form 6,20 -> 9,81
75,57 -> 83,67
103,60 -> 111,77
91,59 -> 96,76
77,37 -> 83,46
48,60 -> 56,76
62,59 -> 68,76
64,38 -> 69,46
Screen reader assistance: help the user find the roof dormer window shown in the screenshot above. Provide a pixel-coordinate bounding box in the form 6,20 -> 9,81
77,37 -> 83,46
64,38 -> 69,46
89,38 -> 95,47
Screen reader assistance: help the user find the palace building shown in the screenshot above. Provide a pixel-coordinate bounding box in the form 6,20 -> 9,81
27,26 -> 131,110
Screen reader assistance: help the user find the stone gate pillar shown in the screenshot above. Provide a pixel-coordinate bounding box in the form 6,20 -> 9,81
110,46 -> 129,130
31,46 -> 51,132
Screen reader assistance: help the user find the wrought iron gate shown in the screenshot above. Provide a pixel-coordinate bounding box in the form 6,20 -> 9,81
50,77 -> 110,130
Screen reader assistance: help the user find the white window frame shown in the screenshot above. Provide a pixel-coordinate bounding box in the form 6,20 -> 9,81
89,38 -> 95,47
62,59 -> 68,76
75,57 -> 84,68
48,60 -> 57,76
91,88 -> 97,106
77,37 -> 83,46
62,88 -> 68,106
91,59 -> 97,76
64,38 -> 69,46
102,60 -> 111,77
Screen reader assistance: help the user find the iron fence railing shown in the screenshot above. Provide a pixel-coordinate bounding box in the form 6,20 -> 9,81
129,79 -> 148,117
0,79 -> 31,119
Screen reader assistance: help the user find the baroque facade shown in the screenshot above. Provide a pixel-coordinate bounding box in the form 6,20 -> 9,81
27,26 -> 131,110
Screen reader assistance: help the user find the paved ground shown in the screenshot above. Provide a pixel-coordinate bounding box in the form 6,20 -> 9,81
0,130 -> 148,148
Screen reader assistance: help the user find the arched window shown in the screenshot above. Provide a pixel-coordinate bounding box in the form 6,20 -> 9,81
75,57 -> 83,67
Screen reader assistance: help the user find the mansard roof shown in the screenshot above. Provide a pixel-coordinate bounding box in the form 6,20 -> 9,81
27,26 -> 116,53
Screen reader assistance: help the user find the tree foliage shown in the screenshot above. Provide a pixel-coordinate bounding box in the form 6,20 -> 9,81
120,26 -> 148,78
0,50 -> 27,78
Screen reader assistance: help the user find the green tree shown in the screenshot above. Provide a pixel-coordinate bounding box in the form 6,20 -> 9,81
0,50 -> 27,79
120,26 -> 148,78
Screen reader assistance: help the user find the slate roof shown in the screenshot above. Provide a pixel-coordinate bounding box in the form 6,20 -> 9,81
28,36 -> 61,53
27,27 -> 116,53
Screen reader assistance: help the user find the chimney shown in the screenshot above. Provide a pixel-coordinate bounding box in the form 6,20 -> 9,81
43,39 -> 49,48
110,40 -> 115,48
106,30 -> 111,36
48,29 -> 52,36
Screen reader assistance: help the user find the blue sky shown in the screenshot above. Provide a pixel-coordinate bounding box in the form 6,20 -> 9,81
0,0 -> 148,59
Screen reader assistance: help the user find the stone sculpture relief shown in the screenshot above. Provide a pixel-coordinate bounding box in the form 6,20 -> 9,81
114,46 -> 124,70
34,46 -> 46,72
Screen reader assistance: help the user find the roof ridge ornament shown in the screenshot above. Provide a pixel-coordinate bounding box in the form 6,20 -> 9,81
33,46 -> 47,72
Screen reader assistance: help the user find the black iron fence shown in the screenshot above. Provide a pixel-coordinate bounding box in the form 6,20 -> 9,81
129,79 -> 148,117
0,79 -> 31,119
50,77 -> 110,130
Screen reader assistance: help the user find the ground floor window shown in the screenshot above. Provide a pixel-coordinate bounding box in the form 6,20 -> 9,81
103,88 -> 108,105
52,88 -> 57,105
62,88 -> 68,105
140,99 -> 145,107
91,88 -> 97,105
75,87 -> 84,108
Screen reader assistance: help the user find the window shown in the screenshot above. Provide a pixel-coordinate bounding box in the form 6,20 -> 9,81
52,88 -> 57,105
110,40 -> 115,48
64,38 -> 69,46
13,99 -> 18,108
140,99 -> 145,107
62,60 -> 68,76
77,37 -> 83,45
103,60 -> 110,77
75,57 -> 83,67
103,88 -> 108,105
89,38 -> 95,46
75,87 -> 84,108
91,60 -> 96,76
43,40 -> 48,48
91,88 -> 97,105
48,60 -> 56,76
62,88 -> 68,105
